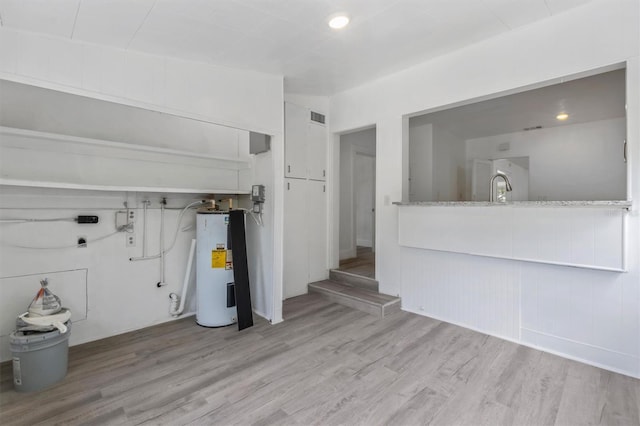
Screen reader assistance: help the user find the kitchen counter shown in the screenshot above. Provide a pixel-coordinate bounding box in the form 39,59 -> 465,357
396,200 -> 628,271
393,200 -> 632,208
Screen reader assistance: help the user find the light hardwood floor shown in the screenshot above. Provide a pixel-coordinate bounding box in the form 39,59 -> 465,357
338,246 -> 375,278
1,294 -> 639,425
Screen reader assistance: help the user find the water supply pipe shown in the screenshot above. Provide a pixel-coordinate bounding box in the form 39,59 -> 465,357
142,200 -> 150,257
169,238 -> 196,316
157,198 -> 167,287
130,200 -> 205,262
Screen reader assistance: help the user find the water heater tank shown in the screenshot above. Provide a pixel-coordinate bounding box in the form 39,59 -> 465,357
196,210 -> 237,327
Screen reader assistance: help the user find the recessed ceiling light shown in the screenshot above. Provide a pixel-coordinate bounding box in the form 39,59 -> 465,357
328,15 -> 350,29
556,113 -> 569,121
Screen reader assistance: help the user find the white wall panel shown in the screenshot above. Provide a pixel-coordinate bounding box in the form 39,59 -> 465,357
15,31 -> 50,82
401,248 -> 520,341
121,51 -> 162,104
0,29 -> 19,74
521,264 -> 637,355
375,117 -> 404,297
98,47 -> 128,99
46,37 -> 84,88
80,44 -> 105,93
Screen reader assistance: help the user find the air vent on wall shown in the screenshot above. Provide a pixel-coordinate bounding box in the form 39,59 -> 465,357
310,111 -> 325,124
498,142 -> 510,152
523,125 -> 543,131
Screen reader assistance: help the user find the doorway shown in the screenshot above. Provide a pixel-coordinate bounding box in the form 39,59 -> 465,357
338,127 -> 376,279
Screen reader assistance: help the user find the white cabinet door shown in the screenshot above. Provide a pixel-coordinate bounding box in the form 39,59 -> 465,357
285,102 -> 327,181
307,122 -> 327,181
283,178 -> 309,299
285,103 -> 308,179
307,180 -> 327,282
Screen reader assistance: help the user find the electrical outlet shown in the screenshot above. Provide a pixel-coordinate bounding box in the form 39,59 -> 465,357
126,234 -> 136,247
128,210 -> 136,223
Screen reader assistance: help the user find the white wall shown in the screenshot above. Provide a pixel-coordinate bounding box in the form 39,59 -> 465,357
433,125 -> 466,201
408,122 -> 465,202
466,118 -> 627,201
0,28 -> 284,360
245,150 -> 275,320
0,190 -> 206,363
408,123 -> 433,201
339,128 -> 376,259
329,0 -> 640,377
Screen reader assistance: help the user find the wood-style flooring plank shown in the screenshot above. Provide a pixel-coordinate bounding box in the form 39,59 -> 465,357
1,294 -> 639,426
338,246 -> 375,278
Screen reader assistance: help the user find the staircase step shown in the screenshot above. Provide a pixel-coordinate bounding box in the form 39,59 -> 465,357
308,280 -> 401,318
329,269 -> 379,292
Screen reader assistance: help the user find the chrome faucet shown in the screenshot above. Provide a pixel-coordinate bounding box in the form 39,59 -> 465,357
490,172 -> 513,202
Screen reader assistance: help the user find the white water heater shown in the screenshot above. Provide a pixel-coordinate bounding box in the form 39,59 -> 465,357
196,210 -> 237,327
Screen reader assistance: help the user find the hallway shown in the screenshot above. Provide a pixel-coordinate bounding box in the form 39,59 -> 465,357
338,246 -> 375,278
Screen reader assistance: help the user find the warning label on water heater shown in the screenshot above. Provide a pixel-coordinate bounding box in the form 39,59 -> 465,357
225,249 -> 233,270
211,250 -> 226,268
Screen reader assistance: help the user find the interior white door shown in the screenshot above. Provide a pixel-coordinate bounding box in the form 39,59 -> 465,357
355,153 -> 375,248
472,159 -> 492,201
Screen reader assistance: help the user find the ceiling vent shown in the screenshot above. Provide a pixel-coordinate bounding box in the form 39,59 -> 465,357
310,111 -> 325,124
523,125 -> 543,131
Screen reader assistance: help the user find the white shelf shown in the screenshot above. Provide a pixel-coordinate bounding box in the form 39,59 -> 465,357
0,126 -> 251,195
0,179 -> 250,195
0,126 -> 250,163
394,200 -> 633,209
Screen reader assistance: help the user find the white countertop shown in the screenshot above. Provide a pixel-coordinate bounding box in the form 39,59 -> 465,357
393,200 -> 632,208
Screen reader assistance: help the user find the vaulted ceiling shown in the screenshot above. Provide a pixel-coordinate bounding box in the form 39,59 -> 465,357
0,0 -> 594,95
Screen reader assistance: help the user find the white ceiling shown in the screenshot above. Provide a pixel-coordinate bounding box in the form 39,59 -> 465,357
410,68 -> 626,140
0,0 -> 594,95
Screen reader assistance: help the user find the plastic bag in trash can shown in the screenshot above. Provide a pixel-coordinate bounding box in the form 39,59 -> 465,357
27,278 -> 62,317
